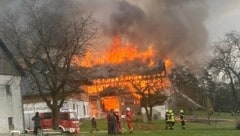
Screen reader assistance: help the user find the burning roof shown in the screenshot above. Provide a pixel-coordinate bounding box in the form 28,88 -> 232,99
73,36 -> 170,79
86,59 -> 166,79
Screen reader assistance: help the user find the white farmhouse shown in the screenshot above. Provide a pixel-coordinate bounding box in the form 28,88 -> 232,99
0,39 -> 24,133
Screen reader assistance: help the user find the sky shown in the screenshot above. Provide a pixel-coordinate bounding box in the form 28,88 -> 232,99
1,0 -> 240,43
1,0 -> 240,66
206,0 -> 240,43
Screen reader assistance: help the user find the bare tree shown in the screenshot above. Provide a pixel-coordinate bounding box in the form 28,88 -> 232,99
0,0 -> 97,130
131,81 -> 168,123
209,31 -> 240,109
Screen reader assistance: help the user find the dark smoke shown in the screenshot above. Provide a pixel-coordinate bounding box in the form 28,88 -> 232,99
106,0 -> 146,37
101,0 -> 209,66
1,0 -> 210,67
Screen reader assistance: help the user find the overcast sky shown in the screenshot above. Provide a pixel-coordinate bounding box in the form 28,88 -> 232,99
1,0 -> 240,44
206,0 -> 240,43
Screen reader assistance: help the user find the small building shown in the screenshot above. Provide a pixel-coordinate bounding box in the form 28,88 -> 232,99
0,39 -> 24,133
141,105 -> 168,122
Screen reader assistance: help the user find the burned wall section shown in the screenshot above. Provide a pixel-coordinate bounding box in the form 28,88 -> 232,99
82,60 -> 168,117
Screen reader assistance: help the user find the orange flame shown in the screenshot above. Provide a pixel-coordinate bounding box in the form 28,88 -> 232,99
165,58 -> 173,71
106,35 -> 155,66
73,35 -> 156,67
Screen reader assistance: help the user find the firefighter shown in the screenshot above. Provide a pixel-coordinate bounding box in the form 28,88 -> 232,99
32,112 -> 41,135
165,109 -> 170,130
125,107 -> 133,133
107,109 -> 118,135
168,110 -> 175,130
180,110 -> 186,129
90,116 -> 99,133
114,109 -> 122,134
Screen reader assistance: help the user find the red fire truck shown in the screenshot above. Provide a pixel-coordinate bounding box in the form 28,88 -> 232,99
24,111 -> 80,134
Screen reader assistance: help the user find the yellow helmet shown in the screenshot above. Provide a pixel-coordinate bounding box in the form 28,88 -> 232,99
180,110 -> 184,113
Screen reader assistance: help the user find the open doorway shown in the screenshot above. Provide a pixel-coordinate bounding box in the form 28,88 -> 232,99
101,96 -> 120,112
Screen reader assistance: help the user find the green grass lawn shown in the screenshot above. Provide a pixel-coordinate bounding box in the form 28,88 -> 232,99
190,110 -> 235,119
77,115 -> 240,136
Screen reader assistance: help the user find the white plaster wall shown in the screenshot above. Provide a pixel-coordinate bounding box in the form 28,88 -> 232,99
141,105 -> 167,122
0,75 -> 24,133
24,102 -> 51,113
63,99 -> 89,119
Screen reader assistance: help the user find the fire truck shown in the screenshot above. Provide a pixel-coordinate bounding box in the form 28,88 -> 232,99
24,110 -> 80,134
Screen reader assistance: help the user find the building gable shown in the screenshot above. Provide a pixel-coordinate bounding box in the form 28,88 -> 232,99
0,39 -> 22,76
0,38 -> 24,133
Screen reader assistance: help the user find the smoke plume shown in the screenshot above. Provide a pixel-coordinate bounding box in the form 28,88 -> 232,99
1,0 -> 210,66
79,0 -> 209,66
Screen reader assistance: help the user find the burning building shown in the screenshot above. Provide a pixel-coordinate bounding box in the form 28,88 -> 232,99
74,36 -> 173,118
73,0 -> 209,118
82,71 -> 169,118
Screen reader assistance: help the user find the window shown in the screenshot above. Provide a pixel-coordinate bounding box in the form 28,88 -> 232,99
60,113 -> 68,120
73,104 -> 75,110
42,112 -> 52,119
8,117 -> 13,129
70,112 -> 78,121
83,105 -> 86,115
6,85 -> 11,95
77,105 -> 79,115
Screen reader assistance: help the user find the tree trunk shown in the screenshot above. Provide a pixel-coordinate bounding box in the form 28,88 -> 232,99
149,106 -> 153,123
143,106 -> 153,123
143,106 -> 150,123
147,89 -> 152,123
52,100 -> 60,130
228,71 -> 240,108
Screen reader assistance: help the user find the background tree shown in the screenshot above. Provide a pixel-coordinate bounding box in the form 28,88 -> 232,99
214,82 -> 235,112
0,0 -> 97,130
209,31 -> 240,110
169,64 -> 206,113
198,68 -> 217,109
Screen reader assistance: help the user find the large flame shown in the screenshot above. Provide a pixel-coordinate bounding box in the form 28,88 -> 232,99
105,35 -> 155,66
73,35 -> 158,67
